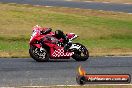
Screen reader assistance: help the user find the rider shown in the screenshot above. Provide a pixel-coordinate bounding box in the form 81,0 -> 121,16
55,30 -> 71,51
55,30 -> 68,44
41,27 -> 71,51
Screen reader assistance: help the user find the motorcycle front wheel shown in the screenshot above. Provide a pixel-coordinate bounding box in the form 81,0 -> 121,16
72,43 -> 89,61
29,46 -> 49,62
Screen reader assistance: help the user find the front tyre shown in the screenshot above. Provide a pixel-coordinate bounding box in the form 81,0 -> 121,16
72,43 -> 89,61
29,46 -> 49,62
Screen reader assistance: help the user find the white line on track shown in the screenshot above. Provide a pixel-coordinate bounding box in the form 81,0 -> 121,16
0,87 -> 15,88
128,13 -> 132,14
66,0 -> 73,1
32,4 -> 132,14
22,84 -> 132,87
93,1 -> 111,4
20,2 -> 132,14
124,3 -> 132,5
97,9 -> 132,14
67,0 -> 132,5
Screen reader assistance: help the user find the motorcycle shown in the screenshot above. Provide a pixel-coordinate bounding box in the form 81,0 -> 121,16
29,25 -> 89,62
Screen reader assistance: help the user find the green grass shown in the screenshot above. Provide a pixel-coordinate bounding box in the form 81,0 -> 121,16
0,3 -> 132,57
76,38 -> 132,48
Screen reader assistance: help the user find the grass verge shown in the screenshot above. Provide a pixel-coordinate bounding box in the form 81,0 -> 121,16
0,3 -> 132,57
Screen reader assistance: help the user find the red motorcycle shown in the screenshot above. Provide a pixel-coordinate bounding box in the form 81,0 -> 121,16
29,25 -> 89,62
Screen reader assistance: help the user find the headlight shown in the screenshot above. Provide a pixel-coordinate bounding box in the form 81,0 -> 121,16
30,30 -> 37,41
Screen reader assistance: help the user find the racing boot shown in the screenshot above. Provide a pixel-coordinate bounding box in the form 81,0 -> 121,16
64,42 -> 72,52
63,37 -> 72,51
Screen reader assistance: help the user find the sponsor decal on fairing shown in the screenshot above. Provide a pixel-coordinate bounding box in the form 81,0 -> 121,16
52,48 -> 74,57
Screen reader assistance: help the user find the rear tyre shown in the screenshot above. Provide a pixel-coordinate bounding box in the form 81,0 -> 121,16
29,46 -> 49,62
72,43 -> 89,61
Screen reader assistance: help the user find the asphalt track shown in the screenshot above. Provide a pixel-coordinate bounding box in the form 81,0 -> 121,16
0,57 -> 132,86
0,0 -> 132,13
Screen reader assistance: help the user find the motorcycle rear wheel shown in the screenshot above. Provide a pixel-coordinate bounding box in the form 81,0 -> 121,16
29,46 -> 49,62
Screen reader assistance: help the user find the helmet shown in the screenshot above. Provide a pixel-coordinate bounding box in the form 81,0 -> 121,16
55,30 -> 64,39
